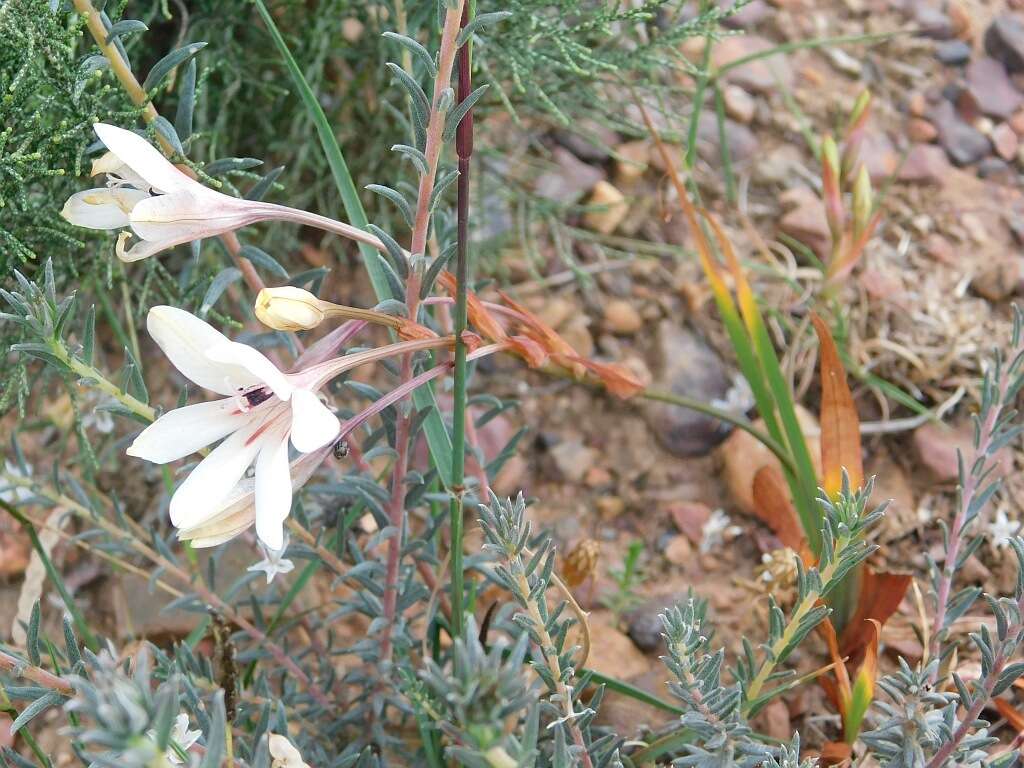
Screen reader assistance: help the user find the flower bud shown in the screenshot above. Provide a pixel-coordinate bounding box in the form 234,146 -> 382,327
852,165 -> 873,238
255,287 -> 326,331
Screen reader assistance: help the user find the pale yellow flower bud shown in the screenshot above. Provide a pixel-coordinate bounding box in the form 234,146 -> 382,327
852,165 -> 873,237
255,287 -> 326,331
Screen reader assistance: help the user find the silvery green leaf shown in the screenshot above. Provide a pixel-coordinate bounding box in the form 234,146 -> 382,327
143,42 -> 207,92
104,19 -> 147,44
200,267 -> 242,317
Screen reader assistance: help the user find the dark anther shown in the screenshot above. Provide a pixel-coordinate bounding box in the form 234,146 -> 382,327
243,387 -> 273,408
332,439 -> 350,460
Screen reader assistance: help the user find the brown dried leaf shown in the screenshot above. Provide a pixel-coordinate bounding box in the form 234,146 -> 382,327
811,314 -> 863,498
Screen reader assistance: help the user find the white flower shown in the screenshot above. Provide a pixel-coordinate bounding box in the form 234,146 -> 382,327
0,461 -> 33,504
269,733 -> 311,768
699,509 -> 742,554
147,713 -> 201,765
989,507 -> 1019,552
126,306 -> 341,549
248,533 -> 295,584
61,124 -> 273,262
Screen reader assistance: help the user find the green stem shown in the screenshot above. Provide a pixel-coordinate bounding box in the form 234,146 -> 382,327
638,387 -> 795,475
48,339 -> 155,422
449,0 -> 475,641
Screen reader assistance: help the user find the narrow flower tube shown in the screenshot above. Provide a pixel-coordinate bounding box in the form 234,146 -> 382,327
61,123 -> 407,264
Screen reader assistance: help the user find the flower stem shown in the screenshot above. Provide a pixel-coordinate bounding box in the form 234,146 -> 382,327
448,0 -> 474,641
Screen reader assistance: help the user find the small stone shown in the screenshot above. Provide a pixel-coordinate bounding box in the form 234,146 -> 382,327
966,58 -> 1024,119
583,180 -> 629,235
861,131 -> 900,180
596,496 -> 626,519
1010,108 -> 1024,135
723,84 -> 757,124
936,39 -> 972,66
625,595 -> 681,653
754,700 -> 792,741
908,91 -> 929,117
720,404 -> 821,516
932,101 -> 992,165
589,610 -> 653,677
645,322 -> 734,457
899,144 -> 952,183
695,112 -> 760,163
535,147 -> 606,205
0,519 -> 30,577
721,0 -> 771,28
924,233 -> 956,264
977,156 -> 1015,181
549,439 -> 597,483
972,259 -> 1022,300
553,119 -> 621,161
560,315 -> 594,358
584,466 -> 613,488
991,122 -> 1020,160
914,422 -> 1013,481
907,117 -> 938,142
603,299 -> 644,335
779,186 -> 830,256
914,6 -> 954,39
341,17 -> 364,42
492,455 -> 528,497
712,35 -> 794,93
664,535 -> 693,566
985,14 -> 1024,74
669,501 -> 713,544
614,140 -> 651,184
537,297 -> 576,330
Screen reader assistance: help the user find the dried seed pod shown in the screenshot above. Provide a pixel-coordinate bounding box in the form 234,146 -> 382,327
562,538 -> 600,588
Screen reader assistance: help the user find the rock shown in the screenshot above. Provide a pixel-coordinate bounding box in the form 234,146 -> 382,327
723,84 -> 757,124
972,259 -> 1022,300
583,180 -> 629,234
779,186 -> 830,256
695,112 -> 759,163
492,455 -> 528,497
720,404 -> 821,516
992,122 -> 1020,160
907,117 -> 938,142
924,233 -> 956,264
966,58 -> 1024,119
1010,108 -> 1024,135
712,35 -> 794,94
588,610 -> 653,677
664,535 -> 693,566
0,517 -> 30,577
596,496 -> 626,519
913,422 -> 1013,481
614,140 -> 651,184
625,595 -> 682,653
561,315 -> 595,359
861,131 -> 900,180
914,6 -> 954,39
603,299 -> 643,335
553,119 -> 620,161
595,669 -> 675,735
898,143 -> 952,183
534,146 -> 605,205
645,322 -> 734,457
753,699 -> 792,741
985,14 -> 1024,74
867,455 -> 918,543
669,501 -> 714,544
936,39 -> 971,66
977,156 -> 1015,181
908,91 -> 929,117
549,439 -> 597,483
722,0 -> 771,28
537,296 -> 577,330
932,101 -> 991,165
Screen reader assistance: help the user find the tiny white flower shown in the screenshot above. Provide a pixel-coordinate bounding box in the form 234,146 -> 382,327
0,461 -> 33,504
147,713 -> 201,765
269,733 -> 311,768
248,533 -> 295,584
989,507 -> 1019,552
699,509 -> 740,554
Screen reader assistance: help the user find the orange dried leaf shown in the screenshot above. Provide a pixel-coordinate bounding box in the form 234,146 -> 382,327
564,356 -> 644,399
507,335 -> 549,368
438,271 -> 508,342
811,314 -> 863,498
752,466 -> 811,560
840,568 -> 912,665
819,741 -> 853,767
994,698 -> 1024,735
397,320 -> 440,341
